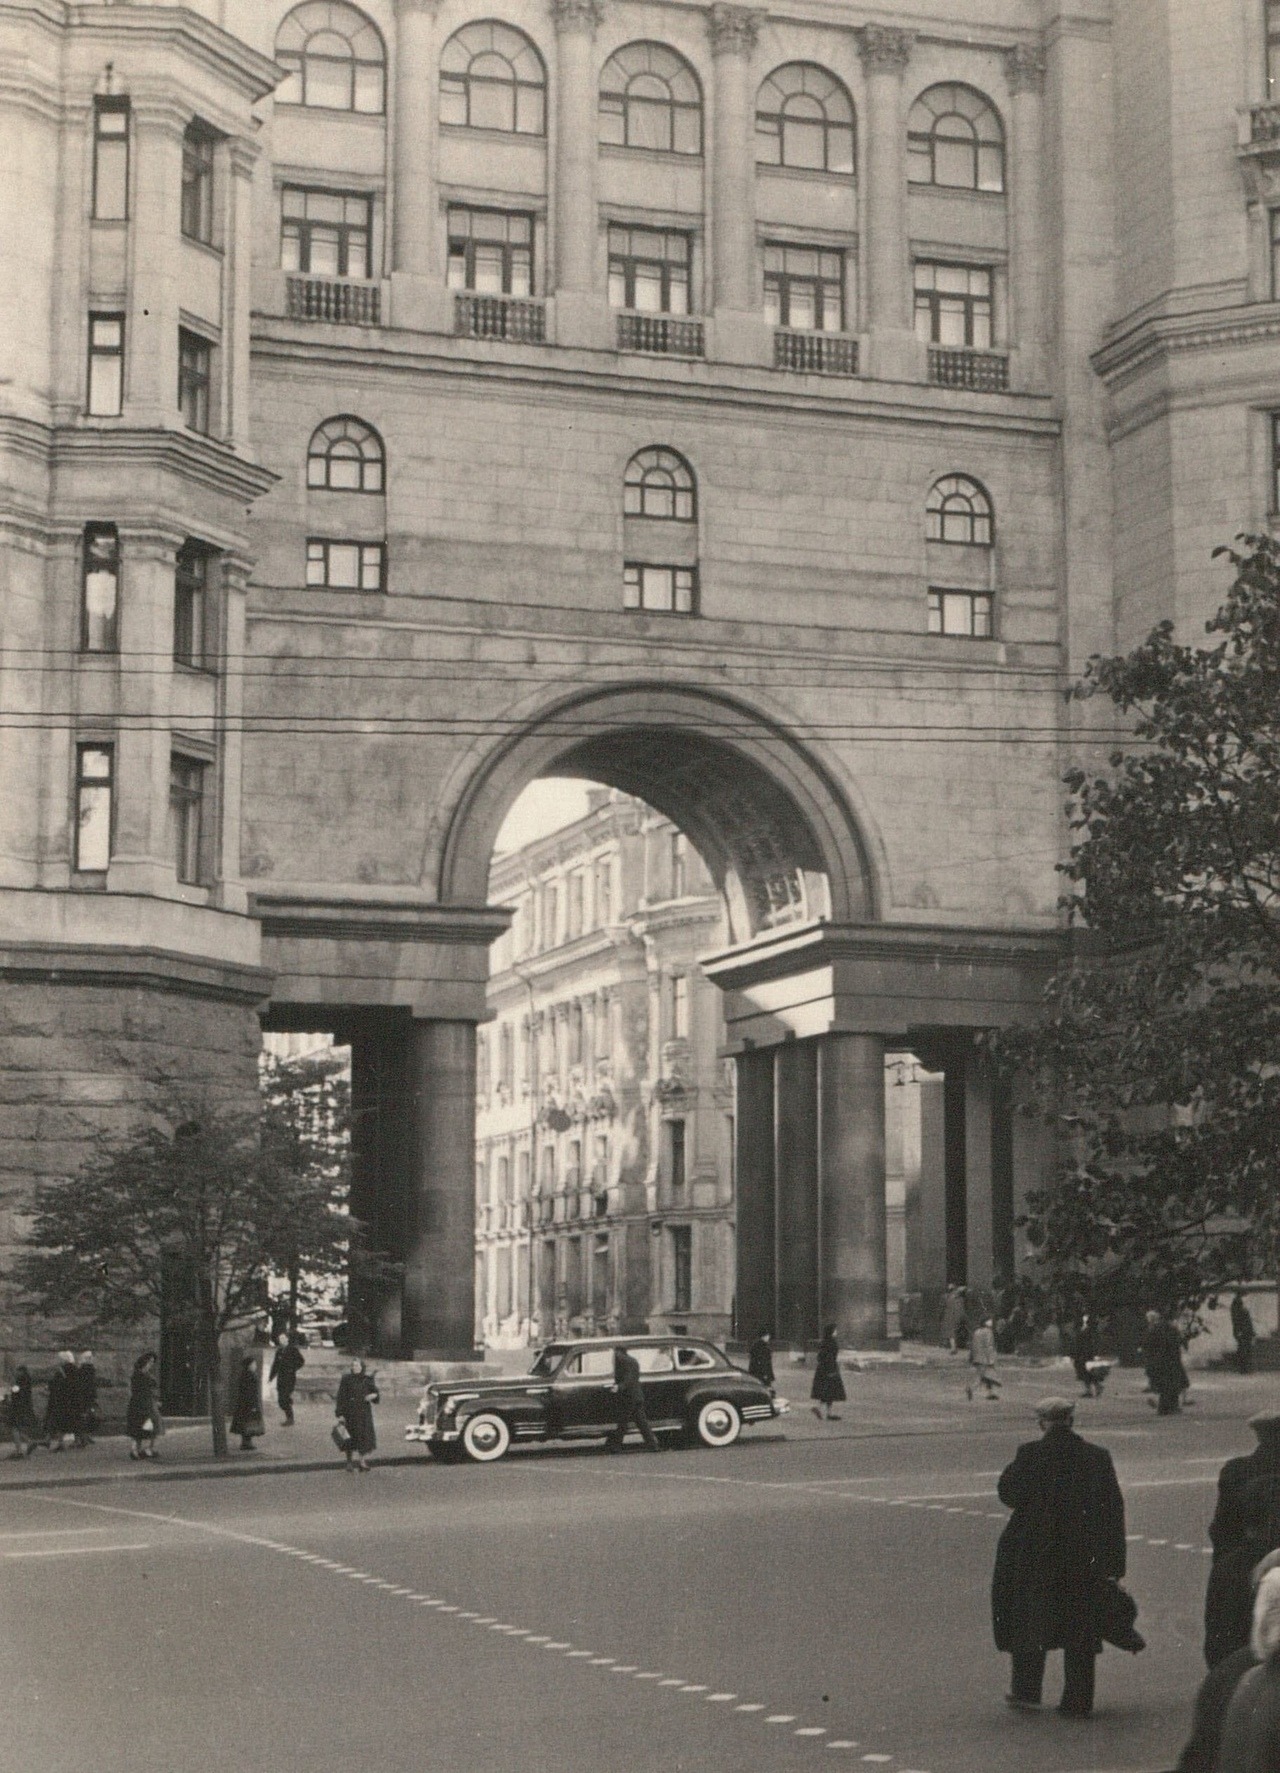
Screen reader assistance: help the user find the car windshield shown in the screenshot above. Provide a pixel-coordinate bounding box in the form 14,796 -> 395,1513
529,1347 -> 566,1378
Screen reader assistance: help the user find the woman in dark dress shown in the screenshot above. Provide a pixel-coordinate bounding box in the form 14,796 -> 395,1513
6,1366 -> 39,1458
125,1351 -> 162,1460
228,1353 -> 264,1451
748,1330 -> 775,1389
335,1359 -> 379,1471
43,1351 -> 78,1451
811,1324 -> 846,1420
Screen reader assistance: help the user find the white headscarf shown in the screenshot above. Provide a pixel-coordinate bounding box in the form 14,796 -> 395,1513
1251,1568 -> 1280,1661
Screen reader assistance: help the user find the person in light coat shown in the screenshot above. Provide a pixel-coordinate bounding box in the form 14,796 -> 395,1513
967,1318 -> 1001,1401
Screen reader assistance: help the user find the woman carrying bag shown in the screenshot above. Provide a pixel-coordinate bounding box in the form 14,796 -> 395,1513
334,1359 -> 378,1471
126,1352 -> 163,1460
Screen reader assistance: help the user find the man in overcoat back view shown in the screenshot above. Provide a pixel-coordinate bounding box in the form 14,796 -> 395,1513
992,1397 -> 1128,1718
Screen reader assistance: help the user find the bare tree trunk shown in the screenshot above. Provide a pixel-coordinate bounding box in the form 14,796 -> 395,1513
205,1320 -> 227,1458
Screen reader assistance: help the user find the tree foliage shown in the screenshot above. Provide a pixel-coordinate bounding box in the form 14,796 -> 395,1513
15,1096 -> 348,1455
998,537 -> 1280,1320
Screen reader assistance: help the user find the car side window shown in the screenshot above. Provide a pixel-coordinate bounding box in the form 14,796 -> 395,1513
561,1348 -> 615,1378
632,1346 -> 675,1374
675,1345 -> 715,1369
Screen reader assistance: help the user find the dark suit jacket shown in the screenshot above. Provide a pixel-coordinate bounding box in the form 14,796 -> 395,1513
613,1349 -> 644,1404
992,1425 -> 1127,1653
1211,1448 -> 1280,1557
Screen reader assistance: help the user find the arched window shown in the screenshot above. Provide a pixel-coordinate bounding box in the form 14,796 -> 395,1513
599,43 -> 702,156
755,64 -> 854,174
926,474 -> 994,545
275,3 -> 386,114
908,84 -> 1004,192
307,416 -> 384,491
440,21 -> 546,135
624,448 -> 696,520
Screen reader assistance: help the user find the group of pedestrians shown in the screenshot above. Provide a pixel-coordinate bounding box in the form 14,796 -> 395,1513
5,1351 -> 98,1458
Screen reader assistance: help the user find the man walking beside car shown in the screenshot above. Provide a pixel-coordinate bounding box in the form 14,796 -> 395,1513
606,1345 -> 660,1453
992,1397 -> 1130,1718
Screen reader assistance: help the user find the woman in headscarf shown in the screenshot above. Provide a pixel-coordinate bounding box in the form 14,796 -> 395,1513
334,1359 -> 379,1471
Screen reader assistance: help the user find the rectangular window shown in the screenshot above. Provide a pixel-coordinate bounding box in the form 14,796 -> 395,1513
305,539 -> 385,591
174,544 -> 212,669
595,859 -> 612,926
92,99 -> 129,221
608,226 -> 691,314
446,207 -> 533,296
181,124 -> 216,244
81,524 -> 119,653
567,871 -> 584,939
623,563 -> 697,614
281,186 -> 372,278
928,588 -> 993,638
177,329 -> 212,434
169,754 -> 207,885
87,313 -> 124,416
74,744 -> 113,872
670,973 -> 689,1039
1270,0 -> 1280,99
763,243 -> 845,332
913,261 -> 994,349
671,1222 -> 692,1311
671,832 -> 687,898
668,1120 -> 686,1191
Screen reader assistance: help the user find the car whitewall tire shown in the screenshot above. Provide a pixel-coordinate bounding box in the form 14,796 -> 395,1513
693,1398 -> 741,1448
461,1412 -> 511,1463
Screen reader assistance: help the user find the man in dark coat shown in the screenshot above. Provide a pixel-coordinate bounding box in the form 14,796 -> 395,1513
72,1351 -> 98,1447
747,1330 -> 775,1389
1204,1414 -> 1280,1666
268,1335 -> 305,1426
992,1396 -> 1128,1717
606,1345 -> 659,1453
1142,1310 -> 1188,1414
1232,1294 -> 1257,1375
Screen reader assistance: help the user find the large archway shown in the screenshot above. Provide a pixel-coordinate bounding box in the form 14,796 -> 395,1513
436,683 -> 882,943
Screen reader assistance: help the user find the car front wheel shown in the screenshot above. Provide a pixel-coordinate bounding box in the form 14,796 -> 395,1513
461,1412 -> 511,1463
692,1398 -> 741,1449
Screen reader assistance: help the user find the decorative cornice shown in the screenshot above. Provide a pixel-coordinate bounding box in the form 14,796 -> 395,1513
857,24 -> 912,74
0,943 -> 272,1008
706,4 -> 764,57
549,0 -> 605,35
51,425 -> 278,505
1004,43 -> 1046,95
1092,301 -> 1280,387
250,894 -> 512,947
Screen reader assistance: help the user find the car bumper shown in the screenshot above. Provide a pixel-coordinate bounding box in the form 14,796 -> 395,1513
405,1422 -> 461,1445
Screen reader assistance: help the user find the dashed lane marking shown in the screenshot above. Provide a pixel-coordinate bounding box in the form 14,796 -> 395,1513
20,1488 -> 934,1772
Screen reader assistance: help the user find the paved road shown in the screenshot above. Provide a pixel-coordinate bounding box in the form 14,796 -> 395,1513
1,1365 -> 1267,1773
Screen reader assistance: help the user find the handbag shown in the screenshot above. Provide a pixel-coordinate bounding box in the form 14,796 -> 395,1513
1093,1577 -> 1145,1652
331,1420 -> 352,1451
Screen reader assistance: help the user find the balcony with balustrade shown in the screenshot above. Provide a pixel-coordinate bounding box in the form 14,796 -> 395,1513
616,314 -> 705,359
285,275 -> 381,326
927,347 -> 1009,392
454,293 -> 546,344
774,330 -> 859,377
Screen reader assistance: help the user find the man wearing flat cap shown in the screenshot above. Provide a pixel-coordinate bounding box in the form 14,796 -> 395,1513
1204,1413 -> 1280,1667
992,1396 -> 1128,1717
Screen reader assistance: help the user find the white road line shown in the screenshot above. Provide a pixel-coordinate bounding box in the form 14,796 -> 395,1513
0,1527 -> 108,1540
4,1541 -> 150,1559
21,1488 -> 888,1759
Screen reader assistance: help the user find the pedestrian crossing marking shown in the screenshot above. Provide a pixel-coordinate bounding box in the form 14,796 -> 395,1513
766,1714 -> 797,1723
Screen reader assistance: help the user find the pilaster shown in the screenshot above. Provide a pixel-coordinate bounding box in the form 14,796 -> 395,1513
857,25 -> 920,380
1005,45 -> 1047,389
550,0 -> 609,347
706,4 -> 769,366
390,0 -> 447,331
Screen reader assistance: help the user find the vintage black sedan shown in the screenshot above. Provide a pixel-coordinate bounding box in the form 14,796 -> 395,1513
405,1335 -> 787,1463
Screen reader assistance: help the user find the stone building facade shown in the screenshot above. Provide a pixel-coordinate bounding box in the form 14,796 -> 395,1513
3,0 -> 1274,1362
477,793 -> 734,1348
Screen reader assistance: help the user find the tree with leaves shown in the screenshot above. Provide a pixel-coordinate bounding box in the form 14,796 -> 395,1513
16,1098 -> 349,1456
999,536 -> 1280,1324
